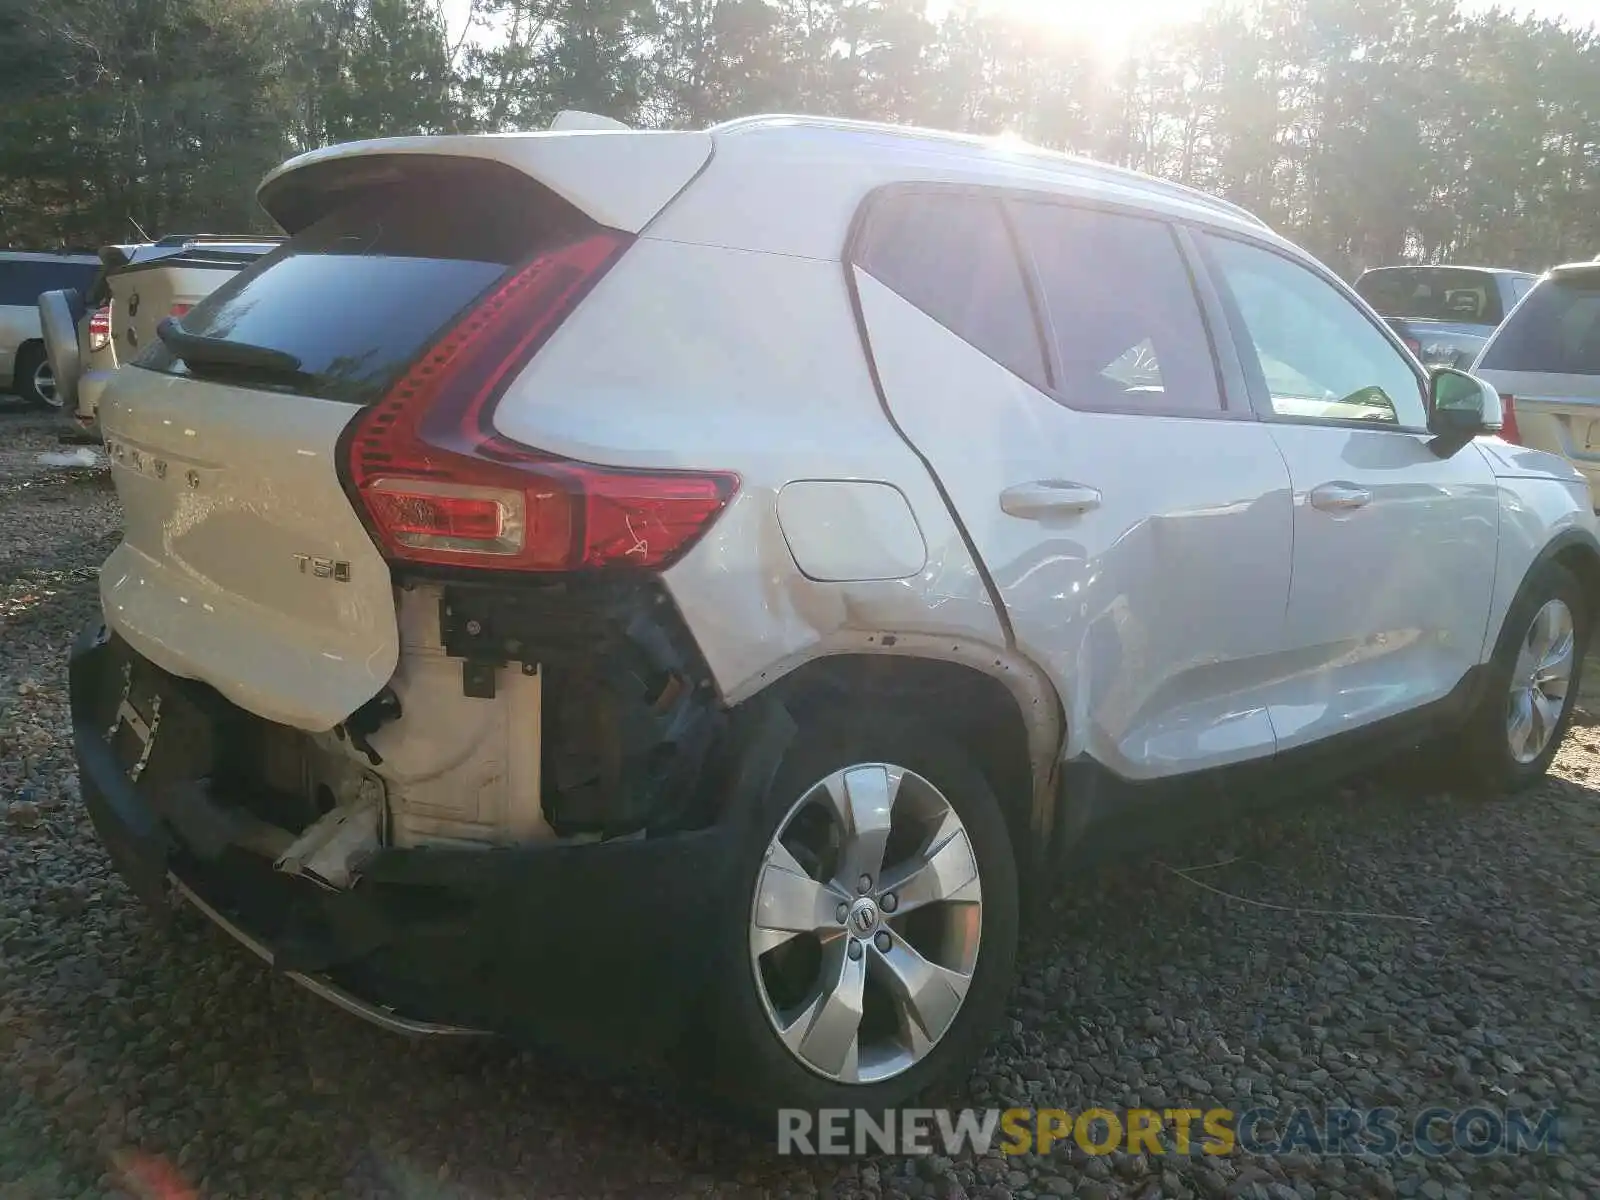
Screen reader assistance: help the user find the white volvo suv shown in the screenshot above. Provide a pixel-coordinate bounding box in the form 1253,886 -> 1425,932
71,113 -> 1599,1119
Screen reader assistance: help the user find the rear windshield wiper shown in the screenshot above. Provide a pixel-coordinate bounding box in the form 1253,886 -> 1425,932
157,317 -> 303,376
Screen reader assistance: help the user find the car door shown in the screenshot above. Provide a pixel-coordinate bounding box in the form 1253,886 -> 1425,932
1196,231 -> 1499,751
849,186 -> 1295,780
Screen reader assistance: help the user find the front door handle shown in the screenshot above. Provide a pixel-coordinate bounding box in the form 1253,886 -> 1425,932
1309,482 -> 1373,512
1000,481 -> 1102,519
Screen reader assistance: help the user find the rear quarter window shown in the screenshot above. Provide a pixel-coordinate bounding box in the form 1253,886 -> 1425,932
1479,279 -> 1600,374
853,191 -> 1049,391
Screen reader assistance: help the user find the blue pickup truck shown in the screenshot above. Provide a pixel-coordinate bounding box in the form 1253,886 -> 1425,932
1354,264 -> 1538,370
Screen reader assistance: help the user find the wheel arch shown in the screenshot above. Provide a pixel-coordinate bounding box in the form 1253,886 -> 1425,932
1500,528 -> 1600,653
735,638 -> 1065,889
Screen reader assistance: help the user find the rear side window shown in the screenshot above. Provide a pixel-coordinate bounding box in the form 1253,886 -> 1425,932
1479,277 -> 1600,374
854,192 -> 1048,390
1008,201 -> 1221,414
1354,267 -> 1503,324
0,260 -> 98,306
141,165 -> 589,404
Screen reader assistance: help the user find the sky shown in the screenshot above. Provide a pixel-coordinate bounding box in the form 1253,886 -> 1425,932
961,0 -> 1600,61
442,0 -> 1600,66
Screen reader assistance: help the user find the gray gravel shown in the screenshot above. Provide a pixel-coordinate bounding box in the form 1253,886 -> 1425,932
1,398 -> 1597,1199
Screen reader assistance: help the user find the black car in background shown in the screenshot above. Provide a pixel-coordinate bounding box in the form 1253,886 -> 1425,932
1355,265 -> 1537,370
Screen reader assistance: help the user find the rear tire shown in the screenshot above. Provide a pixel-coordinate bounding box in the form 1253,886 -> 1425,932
700,710 -> 1019,1130
1449,560 -> 1588,795
15,343 -> 60,409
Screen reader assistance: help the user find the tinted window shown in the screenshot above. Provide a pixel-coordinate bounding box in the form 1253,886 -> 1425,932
1509,277 -> 1534,305
856,192 -> 1048,389
1353,267 -> 1503,324
1207,236 -> 1427,427
0,260 -> 98,307
1009,202 -> 1221,413
1479,276 -> 1600,375
141,169 -> 588,404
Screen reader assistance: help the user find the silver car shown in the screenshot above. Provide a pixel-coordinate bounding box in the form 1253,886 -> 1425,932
1472,260 -> 1600,507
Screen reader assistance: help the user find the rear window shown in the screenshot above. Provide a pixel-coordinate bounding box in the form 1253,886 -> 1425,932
1355,268 -> 1504,324
0,259 -> 98,307
1008,200 -> 1222,414
1478,276 -> 1600,375
139,165 -> 587,404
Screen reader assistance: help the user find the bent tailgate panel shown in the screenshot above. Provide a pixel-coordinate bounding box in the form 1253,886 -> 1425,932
98,367 -> 397,731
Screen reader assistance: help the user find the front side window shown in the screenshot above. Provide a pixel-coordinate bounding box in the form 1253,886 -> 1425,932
1008,202 -> 1222,414
855,191 -> 1048,390
1206,236 -> 1427,428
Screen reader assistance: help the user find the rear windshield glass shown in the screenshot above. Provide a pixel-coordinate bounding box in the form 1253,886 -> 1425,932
1355,268 -> 1505,324
1478,277 -> 1600,375
139,167 -> 585,404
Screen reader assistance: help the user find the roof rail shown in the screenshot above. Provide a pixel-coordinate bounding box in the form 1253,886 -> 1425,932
709,114 -> 1270,230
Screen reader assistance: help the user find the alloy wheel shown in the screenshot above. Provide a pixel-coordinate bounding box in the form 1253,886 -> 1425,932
1506,597 -> 1575,764
33,359 -> 60,408
748,763 -> 983,1084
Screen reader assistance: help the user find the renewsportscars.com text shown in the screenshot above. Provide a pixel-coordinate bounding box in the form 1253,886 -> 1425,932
777,1106 -> 1561,1159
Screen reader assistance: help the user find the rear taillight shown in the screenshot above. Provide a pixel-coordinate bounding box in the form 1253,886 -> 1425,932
1403,336 -> 1422,357
169,303 -> 192,319
88,305 -> 112,351
342,231 -> 738,573
1498,394 -> 1522,444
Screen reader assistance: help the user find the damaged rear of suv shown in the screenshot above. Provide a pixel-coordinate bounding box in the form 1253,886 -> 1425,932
73,115 -> 1036,1116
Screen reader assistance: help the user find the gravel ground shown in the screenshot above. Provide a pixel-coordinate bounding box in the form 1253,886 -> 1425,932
1,399 -> 1597,1199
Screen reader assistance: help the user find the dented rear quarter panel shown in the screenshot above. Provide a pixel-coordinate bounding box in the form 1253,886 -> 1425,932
490,236 -> 1011,693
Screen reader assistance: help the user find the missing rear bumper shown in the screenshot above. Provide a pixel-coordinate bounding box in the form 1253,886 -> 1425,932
69,621 -> 784,1062
168,872 -> 486,1038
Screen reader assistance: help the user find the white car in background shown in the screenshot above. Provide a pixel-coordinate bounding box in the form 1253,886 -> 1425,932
38,235 -> 281,433
1472,259 -> 1600,508
1,251 -> 99,407
69,113 -> 1600,1119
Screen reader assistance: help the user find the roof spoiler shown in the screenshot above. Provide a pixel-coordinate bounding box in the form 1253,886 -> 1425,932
548,110 -> 631,132
152,233 -> 286,246
257,125 -> 711,235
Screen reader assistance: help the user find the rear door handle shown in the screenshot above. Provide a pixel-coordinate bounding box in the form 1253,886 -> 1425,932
1309,482 -> 1372,512
1000,481 -> 1102,519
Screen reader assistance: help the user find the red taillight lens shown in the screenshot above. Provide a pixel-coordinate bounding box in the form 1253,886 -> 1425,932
1498,393 -> 1521,444
169,303 -> 192,319
1403,337 -> 1422,357
88,305 -> 112,351
342,231 -> 738,573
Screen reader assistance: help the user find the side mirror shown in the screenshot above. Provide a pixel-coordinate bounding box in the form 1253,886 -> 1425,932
1427,368 -> 1502,457
37,289 -> 84,413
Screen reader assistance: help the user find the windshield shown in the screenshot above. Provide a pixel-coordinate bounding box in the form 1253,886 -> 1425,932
1355,268 -> 1506,324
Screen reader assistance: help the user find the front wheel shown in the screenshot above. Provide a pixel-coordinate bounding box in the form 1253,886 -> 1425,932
703,711 -> 1019,1125
1456,560 -> 1589,793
